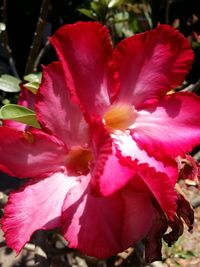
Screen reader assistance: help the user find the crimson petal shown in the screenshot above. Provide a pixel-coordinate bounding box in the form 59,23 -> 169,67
133,92 -> 200,161
61,175 -> 155,258
1,173 -> 77,253
0,127 -> 67,178
36,62 -> 88,148
50,22 -> 117,115
114,24 -> 193,108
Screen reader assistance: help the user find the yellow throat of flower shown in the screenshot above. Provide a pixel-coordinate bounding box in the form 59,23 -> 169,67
104,103 -> 136,131
66,147 -> 92,176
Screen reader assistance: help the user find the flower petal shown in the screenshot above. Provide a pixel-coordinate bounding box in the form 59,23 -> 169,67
18,84 -> 35,110
1,173 -> 77,253
114,24 -> 193,107
120,185 -> 155,248
90,120 -> 135,196
36,62 -> 88,147
114,135 -> 177,218
135,166 -> 177,220
114,133 -> 178,185
61,175 -> 155,258
145,209 -> 168,263
132,92 -> 200,161
0,127 -> 67,178
50,22 -> 116,115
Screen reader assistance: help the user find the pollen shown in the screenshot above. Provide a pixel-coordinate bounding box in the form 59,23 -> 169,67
66,147 -> 92,176
23,131 -> 35,143
104,103 -> 137,131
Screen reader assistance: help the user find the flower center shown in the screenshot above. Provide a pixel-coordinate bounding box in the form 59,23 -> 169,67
66,147 -> 92,176
103,103 -> 137,131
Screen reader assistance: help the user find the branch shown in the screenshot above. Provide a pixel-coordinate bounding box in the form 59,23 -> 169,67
24,0 -> 50,75
165,0 -> 172,24
33,40 -> 49,72
181,80 -> 200,93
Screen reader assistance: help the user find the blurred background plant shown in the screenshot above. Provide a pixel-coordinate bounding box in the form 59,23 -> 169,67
0,0 -> 200,266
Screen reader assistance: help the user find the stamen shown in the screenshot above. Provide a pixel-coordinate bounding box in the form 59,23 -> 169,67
66,148 -> 92,176
104,103 -> 137,131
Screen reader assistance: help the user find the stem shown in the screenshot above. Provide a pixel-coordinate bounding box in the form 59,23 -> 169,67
182,80 -> 200,93
33,40 -> 49,72
24,0 -> 50,75
165,0 -> 172,24
0,0 -> 19,78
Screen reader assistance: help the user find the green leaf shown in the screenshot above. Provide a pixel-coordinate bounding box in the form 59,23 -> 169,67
78,8 -> 97,20
91,2 -> 100,12
23,73 -> 42,94
177,250 -> 197,259
0,74 -> 21,93
23,81 -> 40,94
108,0 -> 122,8
24,73 -> 42,83
0,104 -> 40,128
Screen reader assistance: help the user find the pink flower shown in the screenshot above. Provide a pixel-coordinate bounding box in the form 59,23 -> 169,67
0,61 -> 176,260
0,22 -> 199,260
50,22 -> 200,197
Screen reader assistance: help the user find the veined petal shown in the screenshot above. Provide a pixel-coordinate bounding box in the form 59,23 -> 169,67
132,92 -> 200,160
50,22 -> 117,115
3,118 -> 27,131
36,62 -> 88,148
114,135 -> 177,218
114,24 -> 193,107
135,167 -> 177,220
120,186 -> 155,248
61,175 -> 155,258
18,84 -> 35,110
1,173 -> 77,253
114,133 -> 178,185
90,120 -> 135,196
0,127 -> 67,178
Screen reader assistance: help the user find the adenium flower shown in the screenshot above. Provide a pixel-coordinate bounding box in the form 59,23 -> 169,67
0,21 -> 199,261
0,61 -> 176,260
50,22 -> 200,197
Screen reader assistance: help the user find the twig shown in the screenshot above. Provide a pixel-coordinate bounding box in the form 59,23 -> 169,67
24,0 -> 50,75
0,0 -> 19,78
181,80 -> 200,93
165,0 -> 172,24
33,40 -> 49,72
